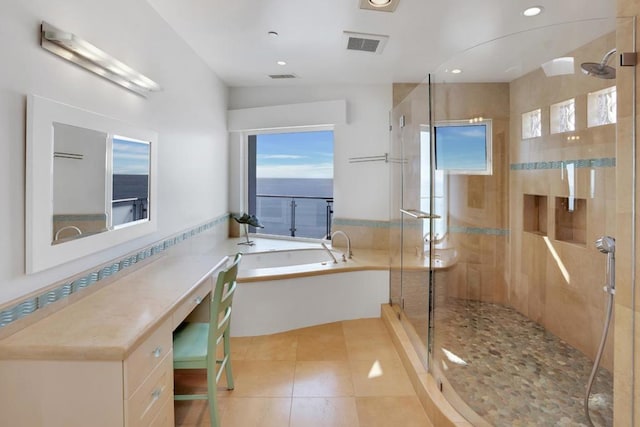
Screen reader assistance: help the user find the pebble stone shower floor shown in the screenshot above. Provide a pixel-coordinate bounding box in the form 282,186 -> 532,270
413,298 -> 613,427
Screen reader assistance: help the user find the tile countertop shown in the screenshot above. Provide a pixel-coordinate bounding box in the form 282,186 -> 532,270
0,232 -> 456,361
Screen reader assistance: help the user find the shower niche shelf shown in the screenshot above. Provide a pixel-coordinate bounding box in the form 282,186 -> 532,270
555,197 -> 586,245
523,194 -> 547,235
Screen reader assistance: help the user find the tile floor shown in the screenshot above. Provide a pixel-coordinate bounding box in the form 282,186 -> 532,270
174,318 -> 433,427
410,298 -> 613,427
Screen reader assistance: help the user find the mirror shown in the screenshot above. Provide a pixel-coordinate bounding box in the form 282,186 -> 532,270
27,95 -> 157,273
52,123 -> 109,244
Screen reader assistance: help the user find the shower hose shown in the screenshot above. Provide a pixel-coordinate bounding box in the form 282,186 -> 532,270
584,286 -> 614,427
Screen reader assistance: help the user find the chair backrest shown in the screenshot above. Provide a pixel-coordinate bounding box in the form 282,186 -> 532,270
207,253 -> 242,357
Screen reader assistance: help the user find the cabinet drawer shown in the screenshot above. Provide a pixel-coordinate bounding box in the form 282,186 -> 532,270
124,317 -> 172,398
125,351 -> 173,427
146,394 -> 175,427
172,277 -> 212,330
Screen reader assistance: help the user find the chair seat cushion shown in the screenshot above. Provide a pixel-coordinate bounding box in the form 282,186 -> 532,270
173,322 -> 209,363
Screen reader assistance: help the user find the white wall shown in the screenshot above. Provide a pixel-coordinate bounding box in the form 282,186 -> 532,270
228,84 -> 392,221
0,0 -> 228,306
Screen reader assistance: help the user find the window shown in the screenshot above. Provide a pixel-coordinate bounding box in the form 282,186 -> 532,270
587,86 -> 616,127
522,109 -> 542,139
248,130 -> 334,238
434,119 -> 493,175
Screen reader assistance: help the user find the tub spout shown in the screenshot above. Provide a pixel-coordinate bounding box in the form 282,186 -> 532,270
330,230 -> 352,260
320,242 -> 338,264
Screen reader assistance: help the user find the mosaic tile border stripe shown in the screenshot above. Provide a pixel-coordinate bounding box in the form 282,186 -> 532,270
333,218 -> 391,228
450,225 -> 509,236
510,157 -> 615,171
0,213 -> 231,329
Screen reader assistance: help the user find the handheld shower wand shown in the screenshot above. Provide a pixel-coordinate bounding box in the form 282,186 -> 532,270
595,235 -> 615,294
585,236 -> 615,427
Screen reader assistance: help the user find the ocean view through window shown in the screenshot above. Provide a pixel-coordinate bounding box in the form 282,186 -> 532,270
248,130 -> 334,239
111,136 -> 150,228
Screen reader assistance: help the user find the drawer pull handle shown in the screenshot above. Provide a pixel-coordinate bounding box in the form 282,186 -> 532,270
194,296 -> 203,304
152,347 -> 163,358
151,388 -> 162,400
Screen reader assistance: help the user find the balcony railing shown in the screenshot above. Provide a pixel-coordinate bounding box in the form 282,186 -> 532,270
112,197 -> 148,226
255,194 -> 333,238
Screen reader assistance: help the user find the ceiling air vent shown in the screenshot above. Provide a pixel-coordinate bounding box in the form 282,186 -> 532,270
344,31 -> 389,54
268,74 -> 297,79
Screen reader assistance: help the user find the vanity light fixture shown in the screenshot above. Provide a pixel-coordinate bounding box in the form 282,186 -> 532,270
276,60 -> 287,66
523,6 -> 543,17
40,21 -> 162,97
450,68 -> 462,74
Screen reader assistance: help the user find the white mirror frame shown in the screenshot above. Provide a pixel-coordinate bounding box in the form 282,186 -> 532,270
26,94 -> 158,274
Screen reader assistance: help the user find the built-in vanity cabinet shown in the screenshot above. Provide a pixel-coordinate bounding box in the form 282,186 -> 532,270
0,252 -> 227,427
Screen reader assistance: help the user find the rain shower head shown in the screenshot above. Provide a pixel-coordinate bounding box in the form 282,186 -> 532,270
595,235 -> 615,254
581,48 -> 617,79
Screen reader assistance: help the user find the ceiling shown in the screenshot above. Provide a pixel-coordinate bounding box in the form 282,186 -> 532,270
146,0 -> 616,87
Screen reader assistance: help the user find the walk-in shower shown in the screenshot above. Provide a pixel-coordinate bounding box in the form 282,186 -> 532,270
389,16 -> 633,426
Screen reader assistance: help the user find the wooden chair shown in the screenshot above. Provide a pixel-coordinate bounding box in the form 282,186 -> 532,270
173,253 -> 242,426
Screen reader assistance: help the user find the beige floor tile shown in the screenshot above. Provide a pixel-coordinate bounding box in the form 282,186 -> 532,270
225,360 -> 296,397
293,361 -> 354,397
356,396 -> 432,427
290,397 -> 360,427
174,399 -> 212,426
214,336 -> 253,360
219,397 -> 292,427
350,358 -> 416,397
345,334 -> 401,361
295,321 -> 345,337
296,333 -> 348,361
342,318 -> 389,339
244,334 -> 298,360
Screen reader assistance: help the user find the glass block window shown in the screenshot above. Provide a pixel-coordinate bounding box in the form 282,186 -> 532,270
587,86 -> 616,127
550,99 -> 575,134
522,109 -> 542,139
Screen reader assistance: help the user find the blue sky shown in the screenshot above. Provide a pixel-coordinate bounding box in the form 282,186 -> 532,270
435,124 -> 488,171
113,137 -> 150,175
257,130 -> 334,179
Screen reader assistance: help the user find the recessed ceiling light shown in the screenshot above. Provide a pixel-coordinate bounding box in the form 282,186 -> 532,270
369,0 -> 392,7
276,60 -> 287,66
450,68 -> 462,74
268,31 -> 279,37
523,6 -> 543,17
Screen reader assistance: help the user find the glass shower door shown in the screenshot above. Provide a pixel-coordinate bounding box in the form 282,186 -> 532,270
389,82 -> 435,368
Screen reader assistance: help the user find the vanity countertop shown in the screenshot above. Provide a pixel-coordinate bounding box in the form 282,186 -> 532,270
0,253 -> 227,361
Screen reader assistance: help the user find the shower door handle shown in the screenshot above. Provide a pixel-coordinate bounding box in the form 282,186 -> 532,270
400,209 -> 441,219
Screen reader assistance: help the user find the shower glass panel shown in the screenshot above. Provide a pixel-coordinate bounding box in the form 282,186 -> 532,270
391,15 -> 636,427
389,82 -> 435,366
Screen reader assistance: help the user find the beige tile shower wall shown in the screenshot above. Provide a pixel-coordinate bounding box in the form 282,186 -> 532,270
432,83 -> 511,305
612,7 -> 638,426
509,32 -> 617,372
330,221 -> 390,250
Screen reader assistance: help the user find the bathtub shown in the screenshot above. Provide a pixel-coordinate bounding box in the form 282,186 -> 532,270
239,247 -> 343,270
231,245 -> 389,337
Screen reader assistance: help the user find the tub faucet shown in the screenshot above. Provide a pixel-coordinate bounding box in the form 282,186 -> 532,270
54,225 -> 82,241
330,230 -> 352,260
320,242 -> 338,264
